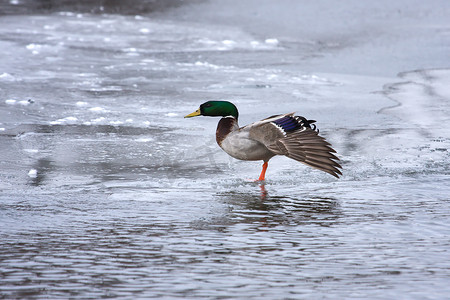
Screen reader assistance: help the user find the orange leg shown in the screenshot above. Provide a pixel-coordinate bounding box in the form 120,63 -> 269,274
258,161 -> 269,181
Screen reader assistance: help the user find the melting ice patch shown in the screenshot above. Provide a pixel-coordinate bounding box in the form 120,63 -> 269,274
5,99 -> 33,106
89,107 -> 107,113
0,73 -> 17,81
5,99 -> 17,105
50,116 -> 78,125
122,48 -> 139,56
76,101 -> 89,107
193,61 -> 222,69
24,149 -> 39,154
196,37 -> 280,51
27,169 -> 37,178
345,68 -> 450,177
109,120 -> 124,126
264,38 -> 279,45
26,43 -> 42,55
136,137 -> 154,142
139,28 -> 151,34
383,69 -> 450,138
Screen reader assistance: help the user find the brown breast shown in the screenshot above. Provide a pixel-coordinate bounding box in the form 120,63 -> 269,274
216,117 -> 237,146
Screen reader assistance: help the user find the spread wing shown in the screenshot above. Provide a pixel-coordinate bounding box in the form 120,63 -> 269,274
248,113 -> 342,178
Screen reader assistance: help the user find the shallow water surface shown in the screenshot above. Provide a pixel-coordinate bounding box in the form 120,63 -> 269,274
1,1 -> 450,299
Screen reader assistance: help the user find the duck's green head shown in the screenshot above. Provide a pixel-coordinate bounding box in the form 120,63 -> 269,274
184,101 -> 239,119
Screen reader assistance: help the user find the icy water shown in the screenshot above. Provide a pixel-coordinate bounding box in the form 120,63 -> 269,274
1,1 -> 450,299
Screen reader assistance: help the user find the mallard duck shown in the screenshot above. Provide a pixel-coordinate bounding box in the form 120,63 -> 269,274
185,101 -> 342,180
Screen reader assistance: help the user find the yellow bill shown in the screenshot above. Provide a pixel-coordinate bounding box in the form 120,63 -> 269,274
184,108 -> 201,118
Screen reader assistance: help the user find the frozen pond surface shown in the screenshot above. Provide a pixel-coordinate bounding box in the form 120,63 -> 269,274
1,0 -> 450,298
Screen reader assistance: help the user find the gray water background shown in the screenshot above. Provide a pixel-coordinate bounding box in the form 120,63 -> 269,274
1,0 -> 450,298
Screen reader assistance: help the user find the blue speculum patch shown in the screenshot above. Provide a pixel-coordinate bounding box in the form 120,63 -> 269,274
272,116 -> 302,132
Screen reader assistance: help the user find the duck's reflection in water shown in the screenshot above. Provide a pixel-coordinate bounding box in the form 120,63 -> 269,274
259,183 -> 268,200
192,183 -> 341,231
